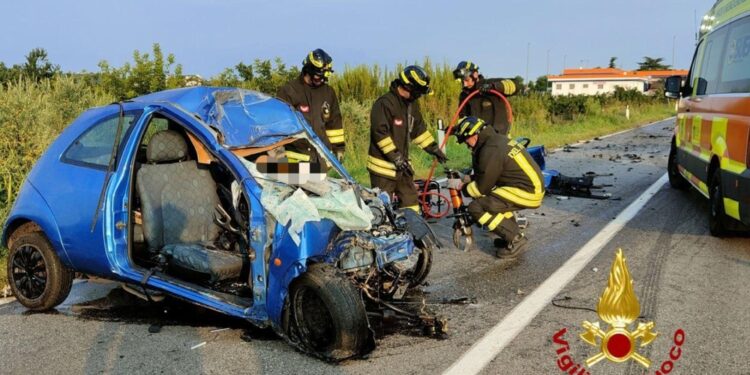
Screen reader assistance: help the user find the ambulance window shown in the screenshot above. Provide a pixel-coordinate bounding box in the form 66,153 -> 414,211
697,27 -> 728,95
718,16 -> 750,94
687,40 -> 704,94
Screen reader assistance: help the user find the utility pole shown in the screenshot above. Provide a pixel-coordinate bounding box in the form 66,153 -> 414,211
525,42 -> 530,88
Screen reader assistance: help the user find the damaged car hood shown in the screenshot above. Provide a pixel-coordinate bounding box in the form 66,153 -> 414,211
133,87 -> 305,148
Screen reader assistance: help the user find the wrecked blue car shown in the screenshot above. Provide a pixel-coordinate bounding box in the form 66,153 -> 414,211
2,87 -> 439,360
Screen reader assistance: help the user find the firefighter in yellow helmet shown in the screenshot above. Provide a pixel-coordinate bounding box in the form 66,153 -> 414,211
454,116 -> 544,258
368,65 -> 448,213
453,61 -> 519,136
277,48 -> 344,163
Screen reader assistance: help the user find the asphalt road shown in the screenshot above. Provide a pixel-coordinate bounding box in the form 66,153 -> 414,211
1,118 -> 748,375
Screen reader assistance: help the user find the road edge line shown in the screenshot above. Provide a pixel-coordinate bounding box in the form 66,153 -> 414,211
443,173 -> 669,375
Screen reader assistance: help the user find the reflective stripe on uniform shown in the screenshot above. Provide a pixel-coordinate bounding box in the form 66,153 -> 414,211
368,156 -> 397,170
492,145 -> 545,207
377,137 -> 397,154
413,130 -> 435,149
404,204 -> 420,213
466,181 -> 483,198
488,212 -> 514,231
329,135 -> 345,144
285,150 -> 311,162
493,187 -> 543,208
326,128 -> 344,138
367,155 -> 397,177
478,213 -> 492,225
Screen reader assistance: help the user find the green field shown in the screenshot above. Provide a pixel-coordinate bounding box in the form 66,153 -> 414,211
0,56 -> 676,291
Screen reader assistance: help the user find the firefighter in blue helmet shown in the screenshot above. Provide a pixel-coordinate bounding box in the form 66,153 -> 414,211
277,49 -> 345,162
453,61 -> 519,136
368,65 -> 448,212
453,116 -> 544,258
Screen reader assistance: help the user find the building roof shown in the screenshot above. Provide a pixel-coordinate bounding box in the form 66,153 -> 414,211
548,67 -> 689,81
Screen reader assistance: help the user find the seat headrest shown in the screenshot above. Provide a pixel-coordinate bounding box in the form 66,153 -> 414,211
147,130 -> 188,163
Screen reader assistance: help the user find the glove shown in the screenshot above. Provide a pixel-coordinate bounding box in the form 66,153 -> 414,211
425,144 -> 448,164
432,148 -> 448,164
393,155 -> 414,176
479,82 -> 495,95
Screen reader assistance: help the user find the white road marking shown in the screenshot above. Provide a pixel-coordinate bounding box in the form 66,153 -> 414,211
443,173 -> 669,375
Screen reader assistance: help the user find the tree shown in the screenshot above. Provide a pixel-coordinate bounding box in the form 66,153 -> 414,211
533,76 -> 549,92
609,57 -> 617,69
97,43 -> 184,98
637,56 -> 671,71
21,48 -> 60,81
236,62 -> 254,82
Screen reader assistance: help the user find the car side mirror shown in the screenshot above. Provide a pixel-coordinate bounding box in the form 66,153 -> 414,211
665,76 -> 682,99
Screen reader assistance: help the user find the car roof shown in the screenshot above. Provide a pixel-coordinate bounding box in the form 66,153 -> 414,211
132,87 -> 306,148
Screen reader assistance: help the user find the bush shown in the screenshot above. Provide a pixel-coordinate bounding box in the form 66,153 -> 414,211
0,77 -> 114,226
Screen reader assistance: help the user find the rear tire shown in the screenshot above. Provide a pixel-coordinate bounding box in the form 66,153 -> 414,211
7,232 -> 74,311
285,263 -> 369,361
668,141 -> 689,190
709,170 -> 728,237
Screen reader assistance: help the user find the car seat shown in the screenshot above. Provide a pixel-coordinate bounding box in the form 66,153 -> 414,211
136,130 -> 243,284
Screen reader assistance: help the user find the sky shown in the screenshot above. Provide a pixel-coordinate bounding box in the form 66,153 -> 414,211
0,0 -> 714,81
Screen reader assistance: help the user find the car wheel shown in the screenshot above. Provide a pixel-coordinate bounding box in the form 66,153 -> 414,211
286,263 -> 369,361
668,141 -> 689,190
409,244 -> 433,287
709,170 -> 728,237
7,232 -> 74,311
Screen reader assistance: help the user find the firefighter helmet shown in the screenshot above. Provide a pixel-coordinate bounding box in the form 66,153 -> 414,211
302,48 -> 334,81
396,65 -> 433,99
452,61 -> 479,81
453,116 -> 488,143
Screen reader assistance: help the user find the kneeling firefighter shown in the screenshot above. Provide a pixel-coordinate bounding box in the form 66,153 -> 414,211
368,65 -> 448,212
453,116 -> 544,258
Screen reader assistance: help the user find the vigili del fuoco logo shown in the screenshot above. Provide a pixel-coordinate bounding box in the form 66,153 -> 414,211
552,249 -> 686,375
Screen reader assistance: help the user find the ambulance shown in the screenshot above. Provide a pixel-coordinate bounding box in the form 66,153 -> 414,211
665,0 -> 750,236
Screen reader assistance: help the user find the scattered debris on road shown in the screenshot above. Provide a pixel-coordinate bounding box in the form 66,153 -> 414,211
545,171 -> 613,200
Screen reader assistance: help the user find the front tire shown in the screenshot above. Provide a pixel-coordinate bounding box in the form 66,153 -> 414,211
7,232 -> 74,311
709,170 -> 728,237
668,140 -> 689,190
409,244 -> 433,287
285,263 -> 369,361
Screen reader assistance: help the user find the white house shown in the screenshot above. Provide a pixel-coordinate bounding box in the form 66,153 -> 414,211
547,68 -> 688,96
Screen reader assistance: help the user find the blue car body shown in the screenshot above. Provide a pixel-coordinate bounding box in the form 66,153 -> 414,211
2,87 -> 385,329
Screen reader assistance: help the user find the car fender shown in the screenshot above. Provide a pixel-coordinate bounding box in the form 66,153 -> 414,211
265,220 -> 339,326
2,180 -> 73,268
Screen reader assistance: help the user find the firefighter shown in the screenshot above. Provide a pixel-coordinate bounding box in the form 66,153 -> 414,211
453,116 -> 544,258
453,61 -> 519,136
277,48 -> 345,163
368,65 -> 448,213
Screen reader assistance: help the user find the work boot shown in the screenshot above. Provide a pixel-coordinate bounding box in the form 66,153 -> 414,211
493,237 -> 508,248
495,234 -> 529,259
